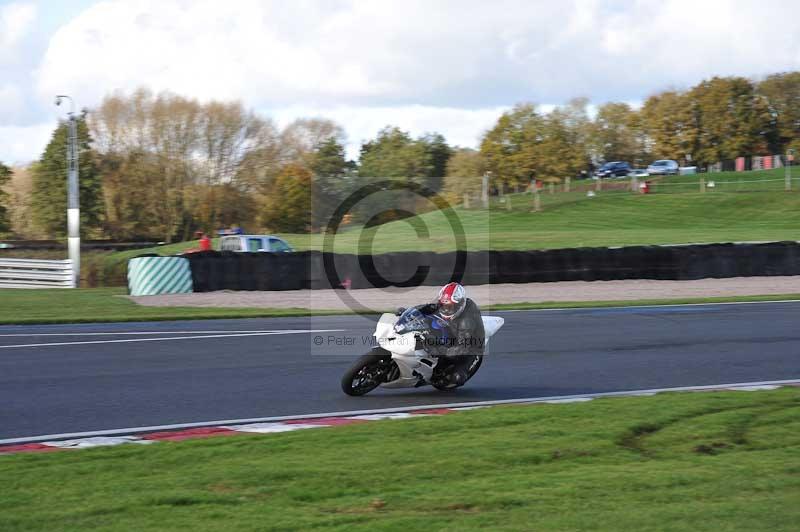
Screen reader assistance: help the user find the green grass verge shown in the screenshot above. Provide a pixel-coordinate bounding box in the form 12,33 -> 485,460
1,388 -> 798,531
107,168 -> 800,256
2,289 -> 800,324
0,288 -> 342,324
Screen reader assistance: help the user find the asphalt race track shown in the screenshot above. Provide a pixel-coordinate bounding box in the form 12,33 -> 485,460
1,301 -> 799,440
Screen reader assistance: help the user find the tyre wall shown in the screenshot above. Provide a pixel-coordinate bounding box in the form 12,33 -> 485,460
179,242 -> 800,292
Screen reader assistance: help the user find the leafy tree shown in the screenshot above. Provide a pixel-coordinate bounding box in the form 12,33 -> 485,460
419,132 -> 452,192
480,101 -> 592,188
538,107 -> 593,179
30,114 -> 103,238
591,102 -> 639,163
480,103 -> 544,188
308,137 -> 355,230
260,163 -> 311,233
0,162 -> 11,234
98,150 -> 156,240
184,182 -> 257,239
91,89 -> 278,240
357,126 -> 444,224
641,90 -> 697,164
280,118 -> 346,164
559,97 -> 594,174
359,127 -> 434,184
758,72 -> 800,154
443,148 -> 485,204
3,164 -> 42,238
688,77 -> 773,165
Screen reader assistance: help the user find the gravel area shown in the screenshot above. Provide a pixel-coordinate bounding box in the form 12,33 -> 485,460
127,276 -> 800,311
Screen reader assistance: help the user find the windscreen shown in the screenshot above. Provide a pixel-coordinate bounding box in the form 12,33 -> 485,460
394,307 -> 429,334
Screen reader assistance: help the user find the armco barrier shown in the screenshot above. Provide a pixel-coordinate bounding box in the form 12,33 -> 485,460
0,258 -> 74,288
172,241 -> 800,292
127,256 -> 193,296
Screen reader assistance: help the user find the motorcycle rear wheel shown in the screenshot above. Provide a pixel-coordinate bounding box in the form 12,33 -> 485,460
341,349 -> 395,396
467,355 -> 483,379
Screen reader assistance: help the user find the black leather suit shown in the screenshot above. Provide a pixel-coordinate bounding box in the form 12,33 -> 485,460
413,298 -> 485,388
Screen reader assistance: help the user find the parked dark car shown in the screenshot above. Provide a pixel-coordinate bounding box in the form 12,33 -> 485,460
594,161 -> 631,178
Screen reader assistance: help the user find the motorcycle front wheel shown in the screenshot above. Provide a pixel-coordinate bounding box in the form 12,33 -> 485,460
341,349 -> 395,396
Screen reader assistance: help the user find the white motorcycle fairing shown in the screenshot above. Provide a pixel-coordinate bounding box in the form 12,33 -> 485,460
373,312 -> 504,389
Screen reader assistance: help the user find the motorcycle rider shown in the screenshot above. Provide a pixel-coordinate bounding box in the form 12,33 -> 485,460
400,282 -> 485,389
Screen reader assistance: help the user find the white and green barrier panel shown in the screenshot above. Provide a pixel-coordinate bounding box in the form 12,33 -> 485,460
127,256 -> 193,296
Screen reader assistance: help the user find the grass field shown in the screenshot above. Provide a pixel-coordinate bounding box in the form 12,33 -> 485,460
110,167 -> 800,255
0,288 -> 336,324
1,387 -> 798,531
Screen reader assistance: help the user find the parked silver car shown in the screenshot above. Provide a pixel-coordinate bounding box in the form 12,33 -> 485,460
646,160 -> 679,175
218,235 -> 293,252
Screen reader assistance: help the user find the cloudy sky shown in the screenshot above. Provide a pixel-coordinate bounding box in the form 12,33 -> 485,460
1,0 -> 799,163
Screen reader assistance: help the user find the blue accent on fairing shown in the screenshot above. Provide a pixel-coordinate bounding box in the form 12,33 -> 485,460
429,316 -> 450,341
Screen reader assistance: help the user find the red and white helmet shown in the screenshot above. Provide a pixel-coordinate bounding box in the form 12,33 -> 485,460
436,282 -> 466,320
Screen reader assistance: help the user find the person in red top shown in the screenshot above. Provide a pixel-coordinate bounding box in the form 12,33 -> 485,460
199,232 -> 212,251
192,231 -> 212,251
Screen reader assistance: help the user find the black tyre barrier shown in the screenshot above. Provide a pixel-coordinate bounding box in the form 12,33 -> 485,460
181,241 -> 800,292
238,253 -> 257,291
768,242 -> 800,276
575,248 -> 596,281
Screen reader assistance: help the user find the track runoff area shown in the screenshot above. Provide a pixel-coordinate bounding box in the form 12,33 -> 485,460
1,300 -> 799,452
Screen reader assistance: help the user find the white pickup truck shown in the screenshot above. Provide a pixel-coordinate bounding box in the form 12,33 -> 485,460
218,235 -> 293,253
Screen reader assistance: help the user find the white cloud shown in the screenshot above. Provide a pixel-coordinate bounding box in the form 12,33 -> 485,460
18,0 -> 800,164
39,0 -> 800,106
0,2 -> 36,52
0,122 -> 53,164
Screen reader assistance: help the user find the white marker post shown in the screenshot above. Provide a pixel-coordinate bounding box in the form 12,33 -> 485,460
481,171 -> 490,209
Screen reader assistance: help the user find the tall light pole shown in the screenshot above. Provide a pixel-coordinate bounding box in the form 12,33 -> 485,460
55,95 -> 79,288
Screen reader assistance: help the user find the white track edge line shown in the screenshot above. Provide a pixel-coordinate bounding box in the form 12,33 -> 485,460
492,298 -> 800,313
0,330 -> 345,349
0,330 -> 309,337
2,378 -> 798,445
